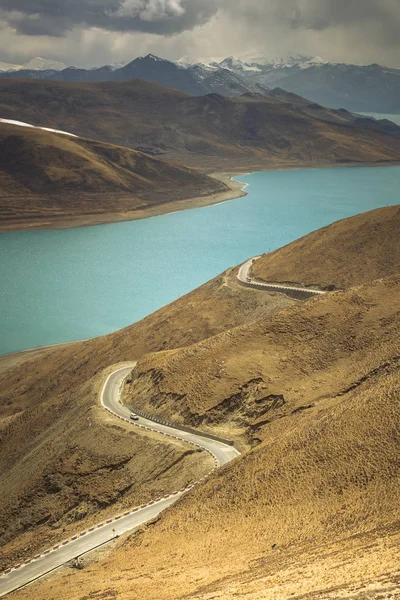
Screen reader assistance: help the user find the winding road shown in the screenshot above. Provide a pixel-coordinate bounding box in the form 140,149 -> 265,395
238,257 -> 327,299
0,255 -> 324,597
0,366 -> 240,598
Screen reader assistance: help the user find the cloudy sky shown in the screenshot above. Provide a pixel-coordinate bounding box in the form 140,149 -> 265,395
0,0 -> 399,68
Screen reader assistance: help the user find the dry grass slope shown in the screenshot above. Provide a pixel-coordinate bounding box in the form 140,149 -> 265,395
0,121 -> 226,228
0,270 -> 292,568
251,204 -> 400,290
3,205 -> 400,599
124,276 -> 400,445
1,79 -> 400,172
13,283 -> 400,600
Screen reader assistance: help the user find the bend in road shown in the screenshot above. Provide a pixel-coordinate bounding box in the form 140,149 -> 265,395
237,257 -> 327,297
0,366 -> 240,598
102,367 -> 240,467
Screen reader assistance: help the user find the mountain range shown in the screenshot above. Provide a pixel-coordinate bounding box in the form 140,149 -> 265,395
0,54 -> 269,98
1,76 -> 400,230
0,57 -> 67,72
1,78 -> 400,177
218,55 -> 400,113
1,53 -> 399,112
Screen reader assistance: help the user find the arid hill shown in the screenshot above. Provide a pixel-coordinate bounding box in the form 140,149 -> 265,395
251,204 -> 400,290
120,205 -> 400,440
0,121 -> 227,230
123,275 -> 399,445
1,79 -> 400,171
10,208 -> 400,599
0,269 -> 292,569
16,313 -> 399,600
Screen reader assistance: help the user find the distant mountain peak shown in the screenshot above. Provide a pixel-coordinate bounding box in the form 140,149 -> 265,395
0,60 -> 22,72
142,54 -> 169,63
22,57 -> 67,71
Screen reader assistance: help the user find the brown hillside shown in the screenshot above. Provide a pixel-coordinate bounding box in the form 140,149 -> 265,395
0,271 -> 293,568
1,79 -> 400,171
0,122 -> 227,229
124,275 -> 400,444
3,205 -> 400,598
13,278 -> 400,600
251,204 -> 400,290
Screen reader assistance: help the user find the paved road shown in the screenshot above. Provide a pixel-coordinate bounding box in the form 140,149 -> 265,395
238,257 -> 327,297
0,366 -> 240,597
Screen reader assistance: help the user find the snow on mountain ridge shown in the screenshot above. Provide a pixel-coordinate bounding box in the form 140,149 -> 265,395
0,60 -> 22,72
22,57 -> 67,71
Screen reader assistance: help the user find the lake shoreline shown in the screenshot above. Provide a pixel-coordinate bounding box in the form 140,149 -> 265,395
0,339 -> 86,373
2,162 -> 400,358
1,160 -> 400,233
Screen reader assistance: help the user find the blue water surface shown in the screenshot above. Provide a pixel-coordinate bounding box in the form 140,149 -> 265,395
1,164 -> 399,355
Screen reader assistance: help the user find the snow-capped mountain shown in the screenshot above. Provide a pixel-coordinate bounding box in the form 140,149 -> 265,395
103,62 -> 128,71
0,57 -> 67,72
112,54 -> 269,96
177,56 -> 220,71
1,52 -> 399,113
22,57 -> 67,71
219,57 -> 262,74
0,60 -> 22,72
6,53 -> 268,97
217,55 -> 329,83
238,54 -> 327,68
203,55 -> 400,112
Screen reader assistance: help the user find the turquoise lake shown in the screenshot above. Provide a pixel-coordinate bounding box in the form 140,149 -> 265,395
1,164 -> 399,356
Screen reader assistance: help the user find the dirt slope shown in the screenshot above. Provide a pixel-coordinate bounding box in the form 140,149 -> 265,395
0,271 -> 292,568
251,204 -> 400,290
1,79 -> 400,171
0,121 -> 226,229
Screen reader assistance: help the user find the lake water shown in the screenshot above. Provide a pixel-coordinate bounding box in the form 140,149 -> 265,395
360,113 -> 400,125
1,164 -> 400,356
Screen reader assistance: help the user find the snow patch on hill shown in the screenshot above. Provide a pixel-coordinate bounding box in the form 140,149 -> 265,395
0,118 -> 77,137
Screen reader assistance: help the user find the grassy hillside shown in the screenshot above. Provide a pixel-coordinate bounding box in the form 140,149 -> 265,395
1,79 -> 400,171
0,121 -> 227,229
0,272 -> 292,568
124,275 -> 399,445
3,205 -> 400,598
251,204 -> 400,290
12,270 -> 400,598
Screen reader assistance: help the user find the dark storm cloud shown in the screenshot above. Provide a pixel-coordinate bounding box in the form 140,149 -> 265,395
282,0 -> 399,30
231,0 -> 400,33
226,0 -> 400,50
1,0 -> 399,39
0,0 -> 219,36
